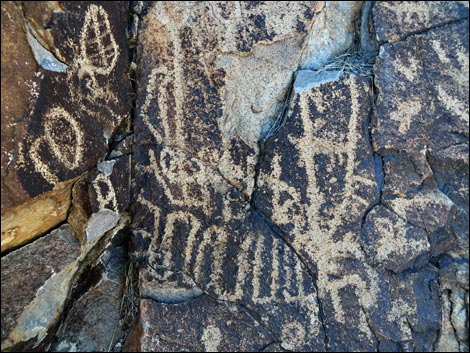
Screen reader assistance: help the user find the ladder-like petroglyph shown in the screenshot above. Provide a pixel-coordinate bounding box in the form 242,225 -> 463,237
92,172 -> 118,212
134,142 -> 324,349
77,4 -> 119,77
254,73 -> 400,341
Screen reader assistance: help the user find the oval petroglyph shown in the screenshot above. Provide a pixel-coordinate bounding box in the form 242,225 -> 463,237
30,107 -> 84,184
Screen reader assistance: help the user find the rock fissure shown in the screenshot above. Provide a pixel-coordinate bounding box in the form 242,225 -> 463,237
250,208 -> 330,350
378,16 -> 470,45
146,261 -> 280,344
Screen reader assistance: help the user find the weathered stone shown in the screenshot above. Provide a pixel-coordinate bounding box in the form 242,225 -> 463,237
68,155 -> 131,244
136,1 -> 322,198
85,209 -> 120,244
372,20 -> 469,172
1,178 -> 74,252
133,296 -> 276,352
133,144 -> 325,350
89,155 -> 131,215
50,232 -> 128,352
1,1 -> 131,251
1,225 -> 80,351
372,1 -> 469,43
1,1 -> 468,351
1,1 -> 39,208
253,69 -> 446,351
254,72 -> 384,351
436,256 -> 470,352
373,19 -> 469,259
362,205 -> 430,273
383,186 -> 454,233
300,1 -> 363,69
372,8 -> 469,351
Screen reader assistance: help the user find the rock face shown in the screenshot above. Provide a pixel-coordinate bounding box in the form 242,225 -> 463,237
1,1 -> 131,251
131,1 -> 469,351
1,1 -> 469,352
1,1 -> 132,351
1,225 -> 80,351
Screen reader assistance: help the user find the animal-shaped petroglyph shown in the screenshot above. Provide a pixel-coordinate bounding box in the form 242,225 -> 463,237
30,106 -> 84,184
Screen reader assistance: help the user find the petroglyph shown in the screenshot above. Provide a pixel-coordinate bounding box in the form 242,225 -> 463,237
77,4 -> 119,77
70,4 -> 122,124
135,1 -> 321,198
134,141 -> 323,348
92,173 -> 118,212
255,73 -> 388,339
20,4 -> 125,188
30,107 -> 84,184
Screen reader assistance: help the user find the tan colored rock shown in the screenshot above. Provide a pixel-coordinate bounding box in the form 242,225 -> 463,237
1,178 -> 75,252
136,1 -> 322,196
300,1 -> 363,69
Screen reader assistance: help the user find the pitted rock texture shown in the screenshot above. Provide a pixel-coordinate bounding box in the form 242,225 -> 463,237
133,143 -> 325,350
372,1 -> 469,43
135,1 -> 323,199
127,296 -> 276,352
253,73 -> 434,351
1,1 -> 131,251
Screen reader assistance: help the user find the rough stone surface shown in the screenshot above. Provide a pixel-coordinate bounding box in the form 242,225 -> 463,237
135,1 -> 322,198
50,232 -> 128,352
370,4 -> 469,351
1,225 -> 80,351
362,205 -> 430,273
373,1 -> 469,43
132,296 -> 275,352
1,1 -> 131,250
1,1 -> 469,352
132,142 -> 325,350
1,178 -> 74,252
128,1 -> 469,352
300,1 -> 363,69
